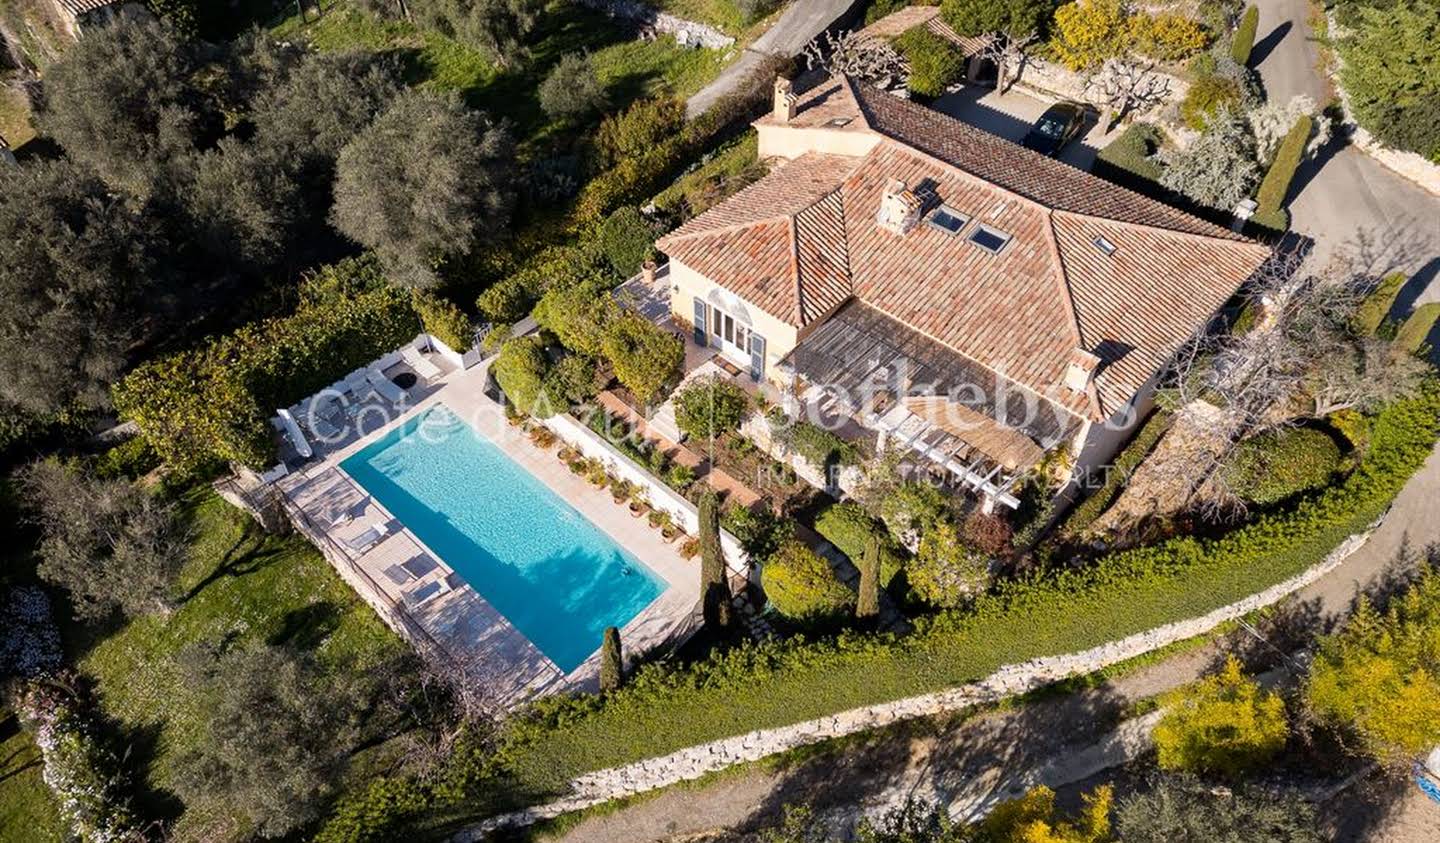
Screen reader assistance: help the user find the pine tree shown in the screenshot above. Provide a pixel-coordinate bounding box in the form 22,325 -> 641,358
856,532 -> 881,622
699,489 -> 731,630
599,626 -> 623,692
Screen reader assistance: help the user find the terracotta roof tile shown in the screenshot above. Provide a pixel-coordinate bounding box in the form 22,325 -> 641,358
659,76 -> 1272,420
657,153 -> 860,327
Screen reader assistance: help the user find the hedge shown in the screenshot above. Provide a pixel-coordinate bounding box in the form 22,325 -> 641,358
1225,426 -> 1342,505
761,541 -> 856,622
814,501 -> 906,587
1353,273 -> 1407,336
496,385 -> 1440,794
770,410 -> 859,472
411,291 -> 472,354
1180,75 -> 1243,130
1396,303 -> 1440,355
1093,123 -> 1165,191
1231,5 -> 1258,65
1250,114 -> 1311,233
114,286 -> 421,471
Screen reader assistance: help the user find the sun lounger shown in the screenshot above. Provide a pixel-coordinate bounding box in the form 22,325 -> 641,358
310,413 -> 343,440
275,409 -> 313,460
343,370 -> 373,401
401,580 -> 443,609
341,522 -> 389,554
401,555 -> 439,579
366,368 -> 408,404
381,564 -> 413,586
402,347 -> 443,381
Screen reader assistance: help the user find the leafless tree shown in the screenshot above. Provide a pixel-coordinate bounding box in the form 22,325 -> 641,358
804,30 -> 909,90
378,649 -> 498,777
1085,57 -> 1172,130
1156,248 -> 1427,519
976,30 -> 1037,94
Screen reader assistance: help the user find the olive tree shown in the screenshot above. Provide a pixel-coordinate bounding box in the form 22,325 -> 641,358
0,160 -> 161,413
36,17 -> 201,196
331,90 -> 515,288
172,643 -> 370,837
21,460 -> 190,621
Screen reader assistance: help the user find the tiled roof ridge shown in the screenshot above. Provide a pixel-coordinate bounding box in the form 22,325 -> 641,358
844,77 -> 1251,243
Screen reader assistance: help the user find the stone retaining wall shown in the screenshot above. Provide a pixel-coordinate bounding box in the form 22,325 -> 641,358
455,519 -> 1379,839
572,0 -> 735,49
1011,56 -> 1190,116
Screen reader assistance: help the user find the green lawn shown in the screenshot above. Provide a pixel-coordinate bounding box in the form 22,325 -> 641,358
275,2 -> 730,150
73,488 -> 406,837
0,709 -> 63,842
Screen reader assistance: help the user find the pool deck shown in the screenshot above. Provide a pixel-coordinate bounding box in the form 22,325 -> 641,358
275,361 -> 703,709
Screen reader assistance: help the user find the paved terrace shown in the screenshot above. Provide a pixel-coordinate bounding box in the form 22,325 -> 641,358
274,360 -> 703,709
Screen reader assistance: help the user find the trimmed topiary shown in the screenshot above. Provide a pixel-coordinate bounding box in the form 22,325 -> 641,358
1180,75 -> 1243,130
673,375 -> 750,441
1396,303 -> 1440,356
1353,273 -> 1407,336
1231,5 -> 1259,66
1249,114 -> 1311,233
814,502 -> 905,586
761,541 -> 854,622
894,26 -> 966,98
1225,426 -> 1341,505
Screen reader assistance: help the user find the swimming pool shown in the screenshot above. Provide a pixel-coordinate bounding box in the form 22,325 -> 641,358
341,404 -> 666,673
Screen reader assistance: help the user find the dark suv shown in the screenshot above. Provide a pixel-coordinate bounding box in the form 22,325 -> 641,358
1021,102 -> 1087,157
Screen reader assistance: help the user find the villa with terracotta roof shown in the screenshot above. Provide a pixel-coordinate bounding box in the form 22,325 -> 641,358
653,75 -> 1273,509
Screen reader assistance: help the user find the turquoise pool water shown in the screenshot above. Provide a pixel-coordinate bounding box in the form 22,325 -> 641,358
341,404 -> 666,673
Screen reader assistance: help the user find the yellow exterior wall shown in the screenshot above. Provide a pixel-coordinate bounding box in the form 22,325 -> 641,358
756,124 -> 881,162
667,259 -> 800,384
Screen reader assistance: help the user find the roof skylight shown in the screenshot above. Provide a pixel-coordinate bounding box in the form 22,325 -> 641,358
968,224 -> 1012,254
1092,235 -> 1117,256
825,116 -> 854,127
926,205 -> 969,235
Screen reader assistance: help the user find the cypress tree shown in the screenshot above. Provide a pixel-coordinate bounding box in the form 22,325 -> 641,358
856,532 -> 881,622
698,489 -> 731,629
599,626 -> 623,692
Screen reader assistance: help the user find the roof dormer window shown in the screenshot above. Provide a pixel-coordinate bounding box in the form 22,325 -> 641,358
968,224 -> 1011,254
926,205 -> 969,235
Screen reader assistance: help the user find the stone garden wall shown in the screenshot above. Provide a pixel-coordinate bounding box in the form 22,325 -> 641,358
454,519 -> 1378,839
572,0 -> 736,49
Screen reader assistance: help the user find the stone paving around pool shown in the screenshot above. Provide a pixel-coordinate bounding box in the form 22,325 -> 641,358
275,362 -> 704,709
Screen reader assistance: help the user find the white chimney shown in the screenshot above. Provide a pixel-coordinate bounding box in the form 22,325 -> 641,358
877,178 -> 923,235
773,76 -> 797,123
1063,348 -> 1102,394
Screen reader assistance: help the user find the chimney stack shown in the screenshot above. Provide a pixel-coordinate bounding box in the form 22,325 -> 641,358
876,178 -> 923,235
1063,348 -> 1102,394
773,76 -> 797,123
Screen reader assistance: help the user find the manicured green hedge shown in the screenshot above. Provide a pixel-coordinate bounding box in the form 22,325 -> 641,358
411,290 -> 472,353
1250,114 -> 1312,233
761,541 -> 855,622
1231,5 -> 1258,65
1226,426 -> 1342,505
497,386 -> 1439,794
814,501 -> 906,587
1354,273 -> 1407,336
113,287 -> 421,471
1396,303 -> 1440,355
1093,123 -> 1166,191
